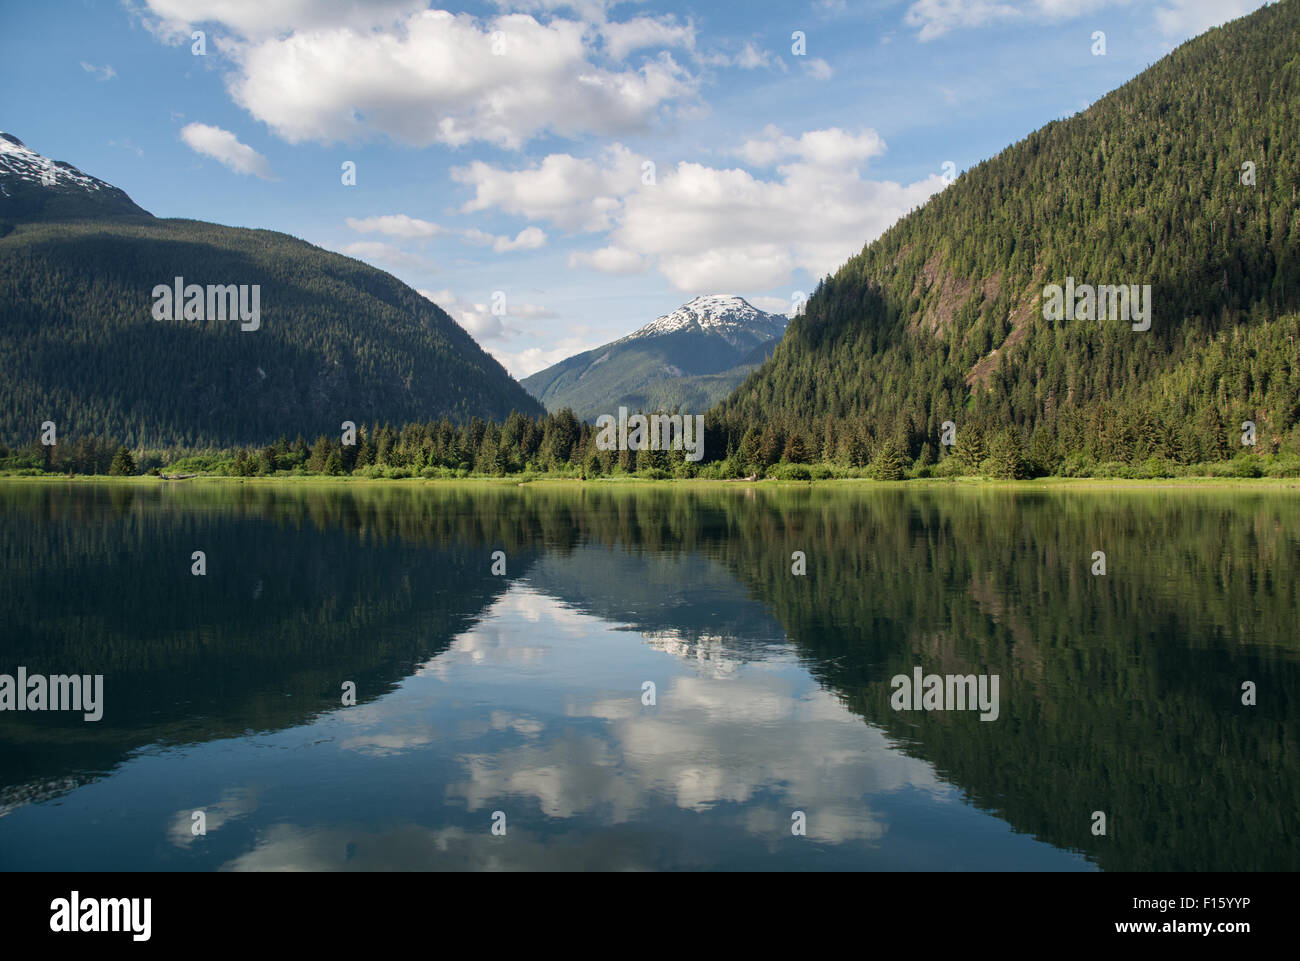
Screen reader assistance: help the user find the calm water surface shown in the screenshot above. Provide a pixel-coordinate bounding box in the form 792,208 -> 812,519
0,481 -> 1296,871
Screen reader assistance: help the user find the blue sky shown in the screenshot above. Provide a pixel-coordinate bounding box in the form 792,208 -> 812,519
0,0 -> 1273,377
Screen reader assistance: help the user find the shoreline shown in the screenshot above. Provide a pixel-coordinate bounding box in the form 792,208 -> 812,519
1,473 -> 1298,492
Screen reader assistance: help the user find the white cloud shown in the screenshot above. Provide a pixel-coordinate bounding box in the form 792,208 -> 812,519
340,241 -> 429,270
453,144 -> 641,233
902,0 -> 1268,43
496,226 -> 547,252
734,42 -> 775,69
210,10 -> 697,150
802,57 -> 833,80
502,342 -> 595,379
345,214 -> 442,238
737,124 -> 886,168
471,127 -> 938,292
903,0 -> 1119,41
462,225 -> 548,252
80,62 -> 116,82
421,288 -> 510,342
419,289 -> 587,376
599,15 -> 694,60
419,288 -> 556,343
461,228 -> 497,248
567,245 -> 647,274
137,0 -> 426,42
179,122 -> 275,179
701,42 -> 778,70
496,226 -> 549,252
1153,0 -> 1267,38
749,295 -> 797,317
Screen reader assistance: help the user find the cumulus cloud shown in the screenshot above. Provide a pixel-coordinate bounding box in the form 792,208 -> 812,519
567,245 -> 647,274
465,226 -> 548,252
737,124 -> 886,168
749,295 -> 797,317
179,122 -> 276,179
137,0 -> 426,42
418,289 -> 587,376
598,14 -> 694,60
502,343 -> 596,378
345,214 -> 442,238
418,288 -> 555,344
453,144 -> 642,232
464,127 -> 943,291
496,226 -> 547,252
190,9 -> 697,150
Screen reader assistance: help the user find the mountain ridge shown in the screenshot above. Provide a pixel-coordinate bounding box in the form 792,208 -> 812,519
522,294 -> 788,422
0,132 -> 152,222
0,134 -> 543,447
708,0 -> 1300,474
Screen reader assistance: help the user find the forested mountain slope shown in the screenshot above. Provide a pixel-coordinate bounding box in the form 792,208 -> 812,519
0,136 -> 542,448
709,0 -> 1300,474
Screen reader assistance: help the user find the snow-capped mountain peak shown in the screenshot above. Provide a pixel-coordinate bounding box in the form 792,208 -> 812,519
0,132 -> 149,220
1,133 -> 106,192
623,294 -> 788,345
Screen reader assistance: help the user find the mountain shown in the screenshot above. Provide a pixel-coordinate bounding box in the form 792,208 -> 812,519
522,294 -> 787,421
0,133 -> 151,222
710,0 -> 1300,473
0,133 -> 543,449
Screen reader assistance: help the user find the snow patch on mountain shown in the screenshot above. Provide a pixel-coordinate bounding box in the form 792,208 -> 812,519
0,133 -> 108,192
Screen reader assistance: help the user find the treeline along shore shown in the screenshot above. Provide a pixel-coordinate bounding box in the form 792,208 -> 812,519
2,404 -> 1298,482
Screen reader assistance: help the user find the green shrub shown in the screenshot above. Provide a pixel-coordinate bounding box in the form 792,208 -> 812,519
1264,455 -> 1300,478
1231,453 -> 1264,478
773,462 -> 812,481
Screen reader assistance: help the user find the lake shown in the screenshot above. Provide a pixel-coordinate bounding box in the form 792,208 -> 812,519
0,480 -> 1296,871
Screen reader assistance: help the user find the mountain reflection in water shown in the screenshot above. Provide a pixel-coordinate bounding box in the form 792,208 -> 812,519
0,482 -> 1295,871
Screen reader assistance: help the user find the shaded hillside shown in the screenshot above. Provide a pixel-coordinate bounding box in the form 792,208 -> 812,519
0,135 -> 543,448
710,0 -> 1300,472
